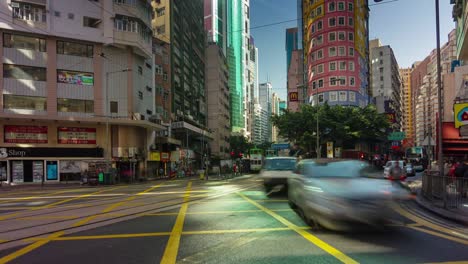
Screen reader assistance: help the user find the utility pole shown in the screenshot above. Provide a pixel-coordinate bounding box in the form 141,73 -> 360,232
435,0 -> 444,178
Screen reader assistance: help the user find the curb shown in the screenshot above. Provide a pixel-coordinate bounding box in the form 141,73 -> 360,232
415,194 -> 468,224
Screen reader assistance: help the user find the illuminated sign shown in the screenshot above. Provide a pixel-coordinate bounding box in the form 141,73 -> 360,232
289,92 -> 299,102
4,126 -> 48,143
454,103 -> 468,128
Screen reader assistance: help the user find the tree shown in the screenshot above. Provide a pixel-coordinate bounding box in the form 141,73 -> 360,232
272,104 -> 390,156
229,135 -> 252,155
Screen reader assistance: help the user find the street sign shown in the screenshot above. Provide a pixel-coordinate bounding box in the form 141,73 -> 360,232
271,143 -> 290,150
387,132 -> 406,141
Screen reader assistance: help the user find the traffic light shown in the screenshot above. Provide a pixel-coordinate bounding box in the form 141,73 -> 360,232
230,151 -> 235,158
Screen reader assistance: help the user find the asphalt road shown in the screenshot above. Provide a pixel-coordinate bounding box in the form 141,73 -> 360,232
0,175 -> 467,264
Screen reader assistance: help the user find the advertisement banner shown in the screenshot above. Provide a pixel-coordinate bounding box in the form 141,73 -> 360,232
58,127 -> 97,144
454,103 -> 468,128
57,70 -> 94,86
4,126 -> 48,143
149,152 -> 161,161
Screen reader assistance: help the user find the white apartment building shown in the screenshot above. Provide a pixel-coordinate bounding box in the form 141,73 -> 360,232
0,0 -> 163,184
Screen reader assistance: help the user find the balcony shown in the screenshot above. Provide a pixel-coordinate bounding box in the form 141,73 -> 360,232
113,29 -> 152,58
113,0 -> 152,27
11,3 -> 47,31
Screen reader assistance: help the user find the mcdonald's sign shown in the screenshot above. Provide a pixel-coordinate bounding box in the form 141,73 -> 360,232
289,92 -> 299,102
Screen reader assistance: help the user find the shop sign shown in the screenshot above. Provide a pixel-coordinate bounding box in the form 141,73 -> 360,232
161,152 -> 170,162
149,152 -> 161,161
454,103 -> 468,128
289,92 -> 299,102
4,125 -> 48,144
57,70 -> 94,86
334,147 -> 342,158
58,127 -> 97,144
326,142 -> 334,158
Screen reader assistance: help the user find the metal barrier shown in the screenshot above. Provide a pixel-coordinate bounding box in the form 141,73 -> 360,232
422,171 -> 468,209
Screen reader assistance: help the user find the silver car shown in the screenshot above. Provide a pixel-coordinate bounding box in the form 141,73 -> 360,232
259,157 -> 297,193
288,159 -> 410,231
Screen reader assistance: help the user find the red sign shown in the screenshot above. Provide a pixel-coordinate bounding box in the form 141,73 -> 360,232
4,126 -> 48,143
161,152 -> 170,162
289,92 -> 299,102
58,127 -> 96,144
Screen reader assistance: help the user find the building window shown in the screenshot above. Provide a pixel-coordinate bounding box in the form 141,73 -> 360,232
57,98 -> 94,113
138,66 -> 143,75
138,91 -> 143,99
380,76 -> 384,81
316,6 -> 322,16
339,91 -> 347,101
329,47 -> 337,56
3,95 -> 47,111
349,47 -> 354,56
110,101 -> 118,113
380,51 -> 383,56
339,61 -> 346,70
380,59 -> 383,65
312,81 -> 317,89
330,78 -> 337,87
57,41 -> 93,57
338,31 -> 345,41
329,32 -> 336,41
3,33 -> 46,52
156,7 -> 165,17
317,64 -> 324,73
318,79 -> 324,88
163,73 -> 168,81
338,46 -> 345,56
350,77 -> 355,86
349,61 -> 355,71
68,13 -> 74,20
329,17 -> 336,27
329,2 -> 335,11
317,49 -> 323,59
348,2 -> 354,11
329,61 -> 336,71
311,24 -> 315,33
83,16 -> 101,28
338,2 -> 345,11
317,20 -> 323,30
348,17 -> 354,26
54,11 -> 61,17
319,94 -> 324,103
317,34 -> 323,45
329,91 -> 338,101
348,32 -> 354,41
3,64 -> 46,81
338,17 -> 345,26
12,2 -> 47,22
311,66 -> 316,74
379,67 -> 384,73
155,65 -> 163,75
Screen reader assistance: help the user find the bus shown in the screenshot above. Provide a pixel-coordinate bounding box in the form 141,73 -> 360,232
405,146 -> 428,172
250,148 -> 264,172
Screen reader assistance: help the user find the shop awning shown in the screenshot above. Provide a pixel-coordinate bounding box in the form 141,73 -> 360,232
442,122 -> 468,154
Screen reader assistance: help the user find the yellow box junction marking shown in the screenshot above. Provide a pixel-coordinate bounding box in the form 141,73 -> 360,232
38,186 -> 125,209
160,181 -> 192,264
237,192 -> 359,264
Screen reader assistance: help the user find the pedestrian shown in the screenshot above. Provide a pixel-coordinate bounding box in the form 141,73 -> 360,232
159,167 -> 164,178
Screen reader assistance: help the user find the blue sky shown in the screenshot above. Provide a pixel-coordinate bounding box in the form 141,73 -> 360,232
250,0 -> 455,100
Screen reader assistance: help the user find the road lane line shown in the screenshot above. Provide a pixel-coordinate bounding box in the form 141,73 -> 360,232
406,225 -> 468,245
38,186 -> 125,208
160,181 -> 192,264
0,231 -> 64,264
0,189 -> 73,205
72,182 -> 165,227
237,192 -> 359,264
392,203 -> 468,240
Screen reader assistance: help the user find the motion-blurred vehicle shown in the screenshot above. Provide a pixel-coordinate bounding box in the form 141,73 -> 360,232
405,163 -> 416,177
259,157 -> 297,193
288,159 -> 410,231
383,160 -> 407,180
250,147 -> 264,173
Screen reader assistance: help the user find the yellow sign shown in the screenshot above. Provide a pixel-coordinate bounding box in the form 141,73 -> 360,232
326,142 -> 333,158
149,152 -> 161,161
454,103 -> 468,128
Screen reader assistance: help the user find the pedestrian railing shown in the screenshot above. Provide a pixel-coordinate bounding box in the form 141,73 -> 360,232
422,171 -> 468,209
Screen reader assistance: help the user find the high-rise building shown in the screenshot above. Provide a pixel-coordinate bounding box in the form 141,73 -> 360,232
0,0 -> 162,184
369,41 -> 402,130
206,43 -> 230,159
302,0 -> 370,107
227,0 -> 250,136
400,67 -> 413,142
286,28 -> 299,71
286,27 -> 304,112
271,93 -> 281,143
246,37 -> 258,141
204,0 -> 227,55
258,82 -> 272,143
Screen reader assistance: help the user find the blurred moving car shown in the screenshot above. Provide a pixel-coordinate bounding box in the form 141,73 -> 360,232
383,160 -> 407,180
288,159 -> 411,231
259,157 -> 297,193
405,163 -> 416,177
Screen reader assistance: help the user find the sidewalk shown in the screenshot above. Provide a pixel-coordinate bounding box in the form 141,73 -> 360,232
415,191 -> 468,224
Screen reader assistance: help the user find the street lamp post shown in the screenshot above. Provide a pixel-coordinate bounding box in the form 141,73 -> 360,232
105,68 -> 131,171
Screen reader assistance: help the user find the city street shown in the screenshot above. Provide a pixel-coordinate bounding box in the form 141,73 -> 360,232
0,175 -> 466,263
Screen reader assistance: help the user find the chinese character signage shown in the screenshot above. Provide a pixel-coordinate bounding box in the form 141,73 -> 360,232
289,92 -> 299,102
326,142 -> 334,158
454,103 -> 468,128
58,127 -> 96,144
4,126 -> 48,143
57,70 -> 94,86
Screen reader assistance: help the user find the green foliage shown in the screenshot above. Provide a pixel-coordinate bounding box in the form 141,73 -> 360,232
271,104 -> 390,154
229,135 -> 253,154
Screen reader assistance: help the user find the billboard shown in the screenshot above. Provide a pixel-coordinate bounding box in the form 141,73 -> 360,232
4,126 -> 48,143
454,103 -> 468,128
57,70 -> 94,86
58,127 -> 96,144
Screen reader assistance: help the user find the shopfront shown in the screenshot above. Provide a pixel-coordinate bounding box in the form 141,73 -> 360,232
0,147 -> 104,184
